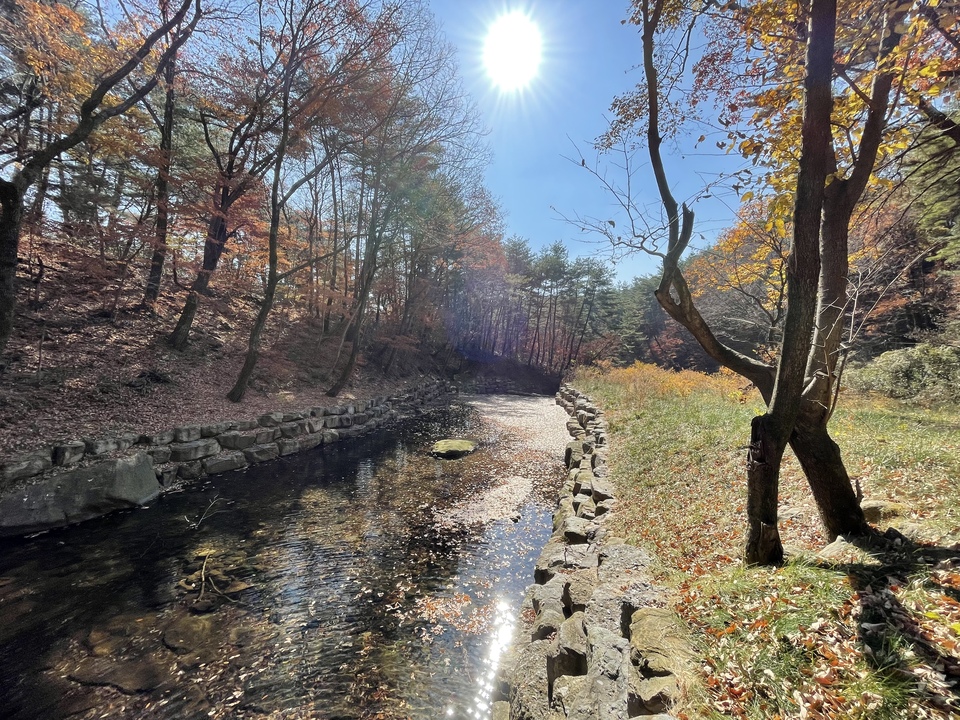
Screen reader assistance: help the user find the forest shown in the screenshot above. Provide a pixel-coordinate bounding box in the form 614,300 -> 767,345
0,0 -> 957,411
3,0 -> 960,717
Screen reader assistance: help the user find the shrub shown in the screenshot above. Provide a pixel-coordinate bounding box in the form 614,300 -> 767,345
846,343 -> 960,403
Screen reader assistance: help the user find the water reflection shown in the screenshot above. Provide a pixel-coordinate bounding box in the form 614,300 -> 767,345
0,399 -> 564,719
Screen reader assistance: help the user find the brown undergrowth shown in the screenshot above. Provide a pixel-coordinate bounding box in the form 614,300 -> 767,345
573,362 -> 960,719
0,259 -> 435,459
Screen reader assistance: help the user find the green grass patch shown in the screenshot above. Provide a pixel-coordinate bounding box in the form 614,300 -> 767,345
572,363 -> 960,719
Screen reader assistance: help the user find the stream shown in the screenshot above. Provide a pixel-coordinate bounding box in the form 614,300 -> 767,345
0,395 -> 569,720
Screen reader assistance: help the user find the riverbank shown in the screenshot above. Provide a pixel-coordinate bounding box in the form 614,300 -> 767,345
571,363 -> 960,719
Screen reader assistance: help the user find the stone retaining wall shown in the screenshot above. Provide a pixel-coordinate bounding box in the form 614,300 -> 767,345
0,380 -> 450,537
493,384 -> 691,720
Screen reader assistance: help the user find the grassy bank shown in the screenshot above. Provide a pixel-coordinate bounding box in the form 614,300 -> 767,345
572,363 -> 960,719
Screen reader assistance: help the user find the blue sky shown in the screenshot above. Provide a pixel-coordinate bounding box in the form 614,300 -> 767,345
428,0 -> 744,282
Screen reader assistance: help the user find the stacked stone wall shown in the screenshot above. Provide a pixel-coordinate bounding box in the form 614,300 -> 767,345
0,380 -> 450,536
494,384 -> 691,720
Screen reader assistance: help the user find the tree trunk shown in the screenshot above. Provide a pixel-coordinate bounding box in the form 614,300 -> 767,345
226,285 -> 276,402
790,416 -> 868,540
144,53 -> 177,306
0,179 -> 25,356
169,213 -> 228,349
745,415 -> 785,565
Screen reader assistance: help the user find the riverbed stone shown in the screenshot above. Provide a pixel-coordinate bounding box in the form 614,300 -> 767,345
0,453 -> 160,536
163,614 -> 214,654
68,656 -> 170,694
256,428 -> 280,444
234,419 -> 259,431
202,452 -> 248,475
217,431 -> 257,450
52,442 -> 86,467
244,443 -> 279,464
169,438 -> 221,463
156,466 -> 178,486
322,430 -> 340,444
431,439 -> 477,459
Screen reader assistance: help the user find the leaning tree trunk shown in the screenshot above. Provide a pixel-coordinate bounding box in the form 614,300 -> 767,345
169,214 -> 228,349
226,283 -> 276,402
790,416 -> 868,540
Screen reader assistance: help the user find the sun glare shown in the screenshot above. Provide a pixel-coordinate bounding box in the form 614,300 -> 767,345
483,11 -> 542,92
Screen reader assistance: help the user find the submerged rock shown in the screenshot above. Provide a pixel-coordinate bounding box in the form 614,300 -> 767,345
430,439 -> 477,459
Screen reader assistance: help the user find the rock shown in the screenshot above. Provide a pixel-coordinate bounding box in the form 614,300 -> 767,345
202,452 -> 248,475
156,465 -> 178,486
322,430 -> 340,444
141,430 -> 175,445
83,435 -> 136,456
163,614 -> 214,654
507,640 -> 553,720
52,442 -> 86,467
177,461 -> 204,480
282,412 -> 303,422
300,434 -> 323,451
629,608 -> 695,676
598,544 -> 652,583
431,439 -> 477,459
278,438 -> 300,456
280,422 -> 302,439
817,536 -> 875,564
562,517 -> 591,544
217,431 -> 257,450
145,445 -> 172,464
258,412 -> 285,427
590,477 -> 616,502
565,440 -> 584,469
244,443 -> 279,464
0,451 -> 53,486
69,657 -> 169,694
0,453 -> 160,536
491,700 -> 511,720
200,422 -> 231,438
860,498 -> 908,523
629,670 -> 679,714
169,438 -> 220,463
256,428 -> 279,444
174,425 -> 202,442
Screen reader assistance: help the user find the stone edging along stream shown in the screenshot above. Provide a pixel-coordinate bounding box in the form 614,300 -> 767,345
0,380 -> 450,537
493,384 -> 692,720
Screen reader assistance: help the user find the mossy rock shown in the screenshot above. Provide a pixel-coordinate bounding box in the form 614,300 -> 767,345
431,439 -> 477,459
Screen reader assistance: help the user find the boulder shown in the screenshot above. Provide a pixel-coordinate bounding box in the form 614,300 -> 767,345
0,453 -> 160,536
431,439 -> 477,459
1,450 -> 53,487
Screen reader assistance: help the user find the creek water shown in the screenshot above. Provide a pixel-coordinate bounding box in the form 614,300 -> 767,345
0,397 -> 567,720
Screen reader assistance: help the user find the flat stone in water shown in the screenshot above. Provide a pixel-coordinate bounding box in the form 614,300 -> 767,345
430,438 -> 477,459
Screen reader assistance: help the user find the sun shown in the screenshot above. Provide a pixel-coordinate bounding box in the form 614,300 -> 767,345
483,11 -> 542,92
